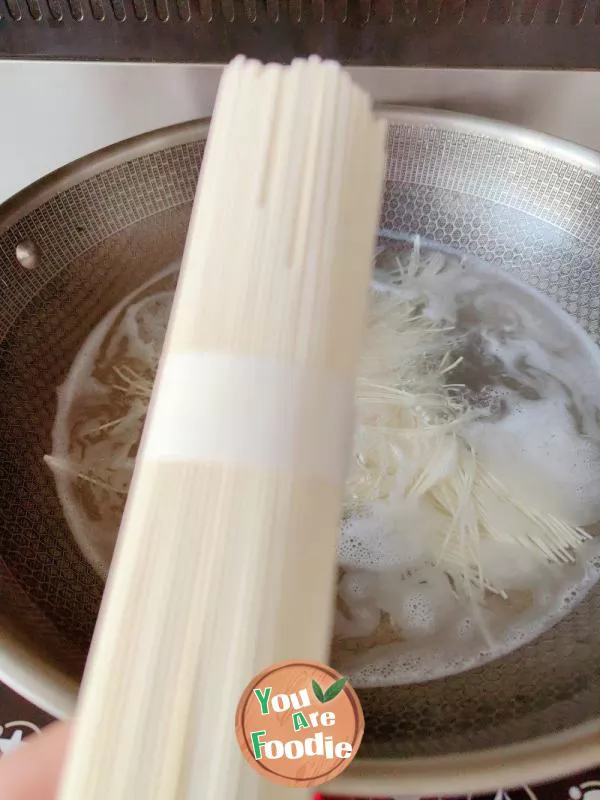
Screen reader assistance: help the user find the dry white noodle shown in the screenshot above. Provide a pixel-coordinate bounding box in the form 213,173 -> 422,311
56,56 -> 387,800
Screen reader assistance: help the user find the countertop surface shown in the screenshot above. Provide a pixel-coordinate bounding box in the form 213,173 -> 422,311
4,63 -> 600,203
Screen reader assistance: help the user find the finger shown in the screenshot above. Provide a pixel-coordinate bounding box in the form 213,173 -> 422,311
0,720 -> 71,800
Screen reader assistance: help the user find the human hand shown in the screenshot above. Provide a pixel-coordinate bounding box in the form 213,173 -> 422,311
0,721 -> 70,799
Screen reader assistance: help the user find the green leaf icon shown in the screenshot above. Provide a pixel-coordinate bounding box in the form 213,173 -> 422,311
323,677 -> 348,702
312,679 -> 325,703
313,679 -> 325,703
312,676 -> 348,703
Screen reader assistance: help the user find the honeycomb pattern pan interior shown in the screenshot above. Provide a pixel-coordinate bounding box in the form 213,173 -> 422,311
2,110 -> 600,760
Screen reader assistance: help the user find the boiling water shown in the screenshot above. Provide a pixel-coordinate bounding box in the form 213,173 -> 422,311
335,240 -> 600,686
45,264 -> 178,575
46,241 -> 600,686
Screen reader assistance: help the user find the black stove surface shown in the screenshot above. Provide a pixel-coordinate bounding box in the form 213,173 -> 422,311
1,680 -> 599,800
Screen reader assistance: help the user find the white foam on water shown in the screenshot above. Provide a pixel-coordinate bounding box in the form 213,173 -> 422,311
335,243 -> 600,687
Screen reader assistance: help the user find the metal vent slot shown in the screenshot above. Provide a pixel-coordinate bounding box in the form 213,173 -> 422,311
46,0 -> 63,18
24,0 -> 42,20
66,0 -> 83,20
310,0 -> 323,21
572,0 -> 590,21
266,0 -> 279,19
109,0 -> 125,19
131,0 -> 147,18
220,0 -> 233,20
153,0 -> 168,21
436,0 -> 464,24
334,0 -> 348,21
397,0 -> 417,25
88,0 -> 105,21
243,0 -> 256,20
198,0 -> 213,19
288,0 -> 301,22
485,0 -> 513,24
520,0 -> 540,23
3,0 -> 22,21
176,0 -> 191,20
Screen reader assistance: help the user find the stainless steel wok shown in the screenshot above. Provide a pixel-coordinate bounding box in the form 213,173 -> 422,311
2,108 -> 600,795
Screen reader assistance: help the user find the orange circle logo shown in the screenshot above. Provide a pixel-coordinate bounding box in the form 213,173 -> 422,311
235,660 -> 364,788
